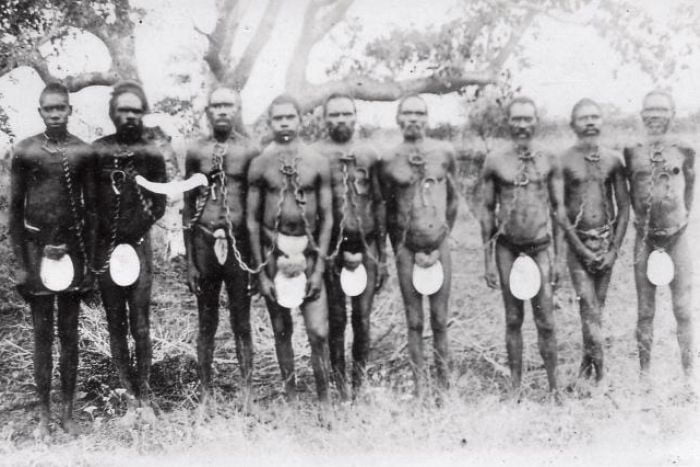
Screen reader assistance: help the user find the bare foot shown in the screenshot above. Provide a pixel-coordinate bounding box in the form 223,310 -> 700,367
34,417 -> 51,442
61,416 -> 80,436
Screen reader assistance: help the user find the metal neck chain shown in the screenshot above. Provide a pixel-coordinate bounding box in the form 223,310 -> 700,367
326,154 -> 352,261
572,146 -> 613,230
93,157 -> 122,275
485,148 -> 548,252
634,144 -> 673,260
41,134 -> 89,270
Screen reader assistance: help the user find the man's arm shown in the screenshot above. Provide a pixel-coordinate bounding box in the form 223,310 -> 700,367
611,155 -> 631,254
479,156 -> 498,288
8,147 -> 27,278
445,145 -> 459,231
182,147 -> 200,275
81,147 -> 99,275
370,154 -> 387,264
147,148 -> 167,221
313,155 -> 333,275
246,159 -> 265,270
681,145 -> 695,213
551,154 -> 592,261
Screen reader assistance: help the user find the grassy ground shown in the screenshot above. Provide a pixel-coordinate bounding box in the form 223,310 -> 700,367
0,138 -> 699,466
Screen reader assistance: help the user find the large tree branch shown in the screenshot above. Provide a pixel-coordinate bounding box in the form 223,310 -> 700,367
297,71 -> 495,112
286,0 -> 354,94
225,0 -> 284,90
199,0 -> 241,81
489,9 -> 537,70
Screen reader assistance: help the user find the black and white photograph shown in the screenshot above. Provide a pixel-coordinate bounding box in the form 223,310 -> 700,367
0,0 -> 698,465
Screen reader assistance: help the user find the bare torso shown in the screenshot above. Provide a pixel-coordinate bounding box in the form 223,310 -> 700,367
382,138 -> 452,251
254,141 -> 324,237
313,139 -> 379,237
562,146 -> 621,231
488,146 -> 554,244
624,142 -> 691,232
13,134 -> 93,245
186,136 -> 258,231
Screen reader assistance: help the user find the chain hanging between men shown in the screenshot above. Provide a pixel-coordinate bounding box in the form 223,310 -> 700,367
634,144 -> 669,263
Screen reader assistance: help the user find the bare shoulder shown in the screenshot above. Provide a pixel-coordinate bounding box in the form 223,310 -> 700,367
12,135 -> 40,159
354,140 -> 381,164
303,143 -> 329,168
671,139 -> 696,159
601,146 -> 624,168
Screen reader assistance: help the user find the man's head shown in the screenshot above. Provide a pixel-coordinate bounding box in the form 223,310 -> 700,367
268,94 -> 301,143
507,96 -> 538,143
570,98 -> 602,139
109,81 -> 149,140
641,90 -> 674,137
38,82 -> 72,134
323,93 -> 356,143
396,94 -> 428,141
206,87 -> 240,135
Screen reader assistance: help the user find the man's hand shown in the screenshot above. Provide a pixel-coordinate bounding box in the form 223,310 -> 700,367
259,273 -> 276,302
484,261 -> 499,289
375,262 -> 389,291
186,263 -> 201,295
552,260 -> 565,290
79,268 -> 96,292
14,267 -> 28,285
305,271 -> 323,301
578,248 -> 599,271
593,249 -> 617,272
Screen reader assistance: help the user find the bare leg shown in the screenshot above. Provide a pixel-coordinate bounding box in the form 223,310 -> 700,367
196,278 -> 222,398
225,266 -> 254,394
56,293 -> 81,433
265,299 -> 297,399
568,249 -> 605,381
349,239 -> 379,394
669,232 -> 694,376
30,294 -> 55,436
494,244 -> 524,389
395,243 -> 426,396
126,242 -> 154,404
325,264 -> 348,399
301,284 -> 331,403
99,276 -> 134,396
531,248 -> 558,391
634,234 -> 656,376
427,238 -> 451,390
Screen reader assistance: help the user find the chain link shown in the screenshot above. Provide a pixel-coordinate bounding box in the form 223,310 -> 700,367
41,134 -> 89,272
92,156 -> 123,275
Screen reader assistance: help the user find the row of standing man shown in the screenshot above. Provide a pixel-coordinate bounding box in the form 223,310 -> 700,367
8,81 -> 694,438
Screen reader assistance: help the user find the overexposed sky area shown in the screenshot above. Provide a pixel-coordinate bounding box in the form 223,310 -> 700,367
1,0 -> 699,143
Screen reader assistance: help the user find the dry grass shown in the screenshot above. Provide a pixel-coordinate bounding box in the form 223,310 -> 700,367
0,134 -> 699,466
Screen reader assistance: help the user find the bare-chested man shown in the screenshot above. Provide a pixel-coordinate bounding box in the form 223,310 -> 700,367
92,81 -> 166,407
624,90 -> 695,378
480,96 -> 566,394
183,87 -> 259,401
312,93 -> 387,399
379,95 -> 458,395
9,82 -> 97,436
247,94 -> 333,402
561,98 -> 630,382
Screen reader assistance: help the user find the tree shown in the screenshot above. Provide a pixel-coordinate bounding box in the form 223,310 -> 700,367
0,0 -> 696,126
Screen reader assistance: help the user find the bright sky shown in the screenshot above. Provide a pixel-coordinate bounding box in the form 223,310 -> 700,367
1,0 -> 698,143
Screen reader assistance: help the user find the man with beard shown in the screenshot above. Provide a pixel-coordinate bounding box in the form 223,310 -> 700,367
624,90 -> 695,379
183,87 -> 259,402
480,96 -> 566,396
9,82 -> 97,437
379,94 -> 458,396
247,94 -> 333,403
92,81 -> 167,408
561,98 -> 630,383
312,93 -> 387,399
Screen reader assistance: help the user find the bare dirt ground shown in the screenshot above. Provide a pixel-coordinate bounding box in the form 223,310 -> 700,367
0,145 -> 698,466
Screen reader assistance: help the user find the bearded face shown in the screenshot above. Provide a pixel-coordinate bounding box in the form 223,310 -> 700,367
571,104 -> 602,139
112,92 -> 145,142
507,102 -> 538,143
324,97 -> 357,143
641,93 -> 674,137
